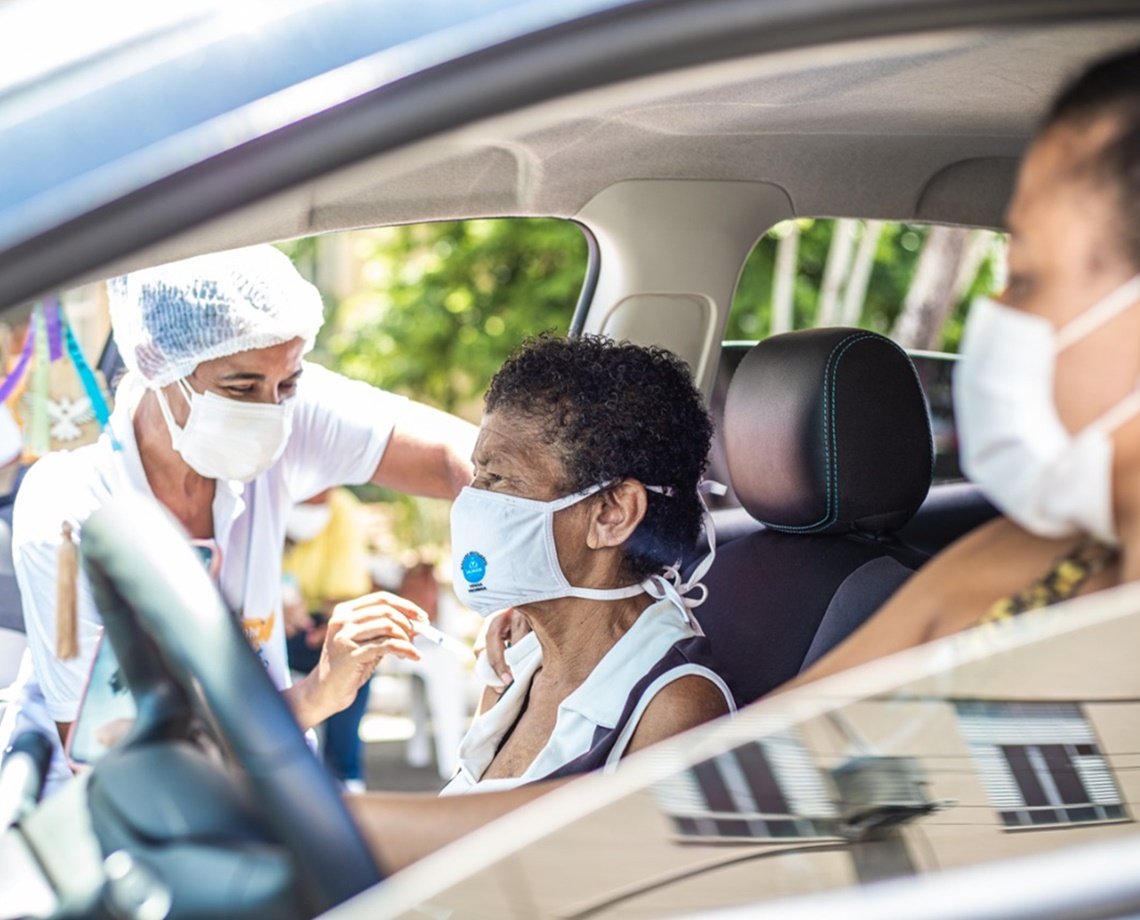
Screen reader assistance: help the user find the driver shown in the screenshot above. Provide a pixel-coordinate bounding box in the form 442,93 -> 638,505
778,46 -> 1140,693
0,245 -> 476,796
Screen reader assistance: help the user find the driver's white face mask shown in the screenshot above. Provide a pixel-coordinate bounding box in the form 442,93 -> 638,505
953,275 -> 1140,545
156,378 -> 294,483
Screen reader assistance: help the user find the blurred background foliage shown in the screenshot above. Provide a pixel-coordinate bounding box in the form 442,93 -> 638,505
284,219 -> 587,420
280,219 -> 588,549
727,219 -> 1004,349
278,216 -> 1005,552
282,216 -> 1004,418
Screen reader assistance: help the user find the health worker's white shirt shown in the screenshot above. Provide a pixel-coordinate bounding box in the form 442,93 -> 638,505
0,362 -> 406,795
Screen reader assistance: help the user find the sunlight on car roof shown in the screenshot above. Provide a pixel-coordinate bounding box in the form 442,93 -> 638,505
0,0 -> 631,97
0,0 -> 224,91
0,0 -> 635,259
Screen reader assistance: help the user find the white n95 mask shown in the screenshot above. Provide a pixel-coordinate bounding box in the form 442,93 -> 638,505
156,379 -> 294,483
953,275 -> 1140,545
450,483 -> 648,616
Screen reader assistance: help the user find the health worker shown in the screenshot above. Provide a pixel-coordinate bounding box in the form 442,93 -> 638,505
0,244 -> 476,796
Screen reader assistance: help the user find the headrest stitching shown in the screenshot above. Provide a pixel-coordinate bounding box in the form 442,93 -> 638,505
762,332 -> 884,534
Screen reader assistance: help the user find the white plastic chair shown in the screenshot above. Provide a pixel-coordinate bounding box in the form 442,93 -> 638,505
378,636 -> 473,780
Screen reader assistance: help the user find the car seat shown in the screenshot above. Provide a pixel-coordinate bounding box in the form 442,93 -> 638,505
696,327 -> 934,707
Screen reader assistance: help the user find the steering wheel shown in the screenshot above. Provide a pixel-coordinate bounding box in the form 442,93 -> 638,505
80,496 -> 384,913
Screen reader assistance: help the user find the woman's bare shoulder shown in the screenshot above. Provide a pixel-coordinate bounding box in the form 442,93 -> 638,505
626,674 -> 730,755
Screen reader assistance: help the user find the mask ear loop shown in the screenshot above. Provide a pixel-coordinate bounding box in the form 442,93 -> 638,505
1055,274 -> 1140,351
642,479 -> 727,632
1055,275 -> 1140,442
1088,387 -> 1140,437
153,378 -> 196,450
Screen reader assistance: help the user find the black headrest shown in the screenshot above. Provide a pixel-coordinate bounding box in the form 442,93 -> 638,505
724,328 -> 933,536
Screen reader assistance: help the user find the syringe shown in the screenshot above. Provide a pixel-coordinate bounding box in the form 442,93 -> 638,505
412,621 -> 474,661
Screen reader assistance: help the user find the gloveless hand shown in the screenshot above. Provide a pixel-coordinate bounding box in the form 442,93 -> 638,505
311,591 -> 429,720
481,607 -> 531,687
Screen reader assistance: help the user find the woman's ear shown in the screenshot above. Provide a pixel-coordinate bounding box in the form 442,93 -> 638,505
586,480 -> 648,550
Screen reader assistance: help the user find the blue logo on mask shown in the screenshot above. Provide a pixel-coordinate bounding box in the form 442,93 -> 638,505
461,552 -> 487,586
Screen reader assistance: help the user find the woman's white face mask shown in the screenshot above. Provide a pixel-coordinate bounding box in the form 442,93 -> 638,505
953,274 -> 1140,545
156,378 -> 294,482
449,483 -> 646,616
449,478 -> 724,620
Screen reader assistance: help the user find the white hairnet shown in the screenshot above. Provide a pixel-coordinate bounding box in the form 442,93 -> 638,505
108,245 -> 324,389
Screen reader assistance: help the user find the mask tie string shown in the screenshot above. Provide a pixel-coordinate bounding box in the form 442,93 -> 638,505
1055,274 -> 1140,352
642,479 -> 726,632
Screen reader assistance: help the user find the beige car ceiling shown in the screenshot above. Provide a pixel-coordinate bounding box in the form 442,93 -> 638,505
93,20 -> 1140,389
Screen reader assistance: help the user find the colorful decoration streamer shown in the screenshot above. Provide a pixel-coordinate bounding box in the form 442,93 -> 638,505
0,319 -> 35,404
29,305 -> 51,456
45,297 -> 64,361
62,311 -> 119,449
0,297 -> 118,455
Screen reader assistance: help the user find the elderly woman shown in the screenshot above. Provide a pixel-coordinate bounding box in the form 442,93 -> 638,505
442,334 -> 734,792
349,335 -> 733,863
783,45 -> 1140,692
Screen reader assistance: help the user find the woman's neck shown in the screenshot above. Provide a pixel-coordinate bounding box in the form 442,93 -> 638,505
521,592 -> 652,688
133,390 -> 216,538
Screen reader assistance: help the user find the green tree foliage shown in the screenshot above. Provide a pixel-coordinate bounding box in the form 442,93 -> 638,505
276,216 -> 1001,551
279,219 -> 587,547
728,220 -> 1003,349
314,219 -> 587,417
939,244 -> 1005,353
728,220 -> 925,338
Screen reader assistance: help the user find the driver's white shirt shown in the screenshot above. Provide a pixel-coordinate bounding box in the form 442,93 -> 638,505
0,363 -> 405,796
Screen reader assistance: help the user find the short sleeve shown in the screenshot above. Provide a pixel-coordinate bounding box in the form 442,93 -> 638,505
12,459 -> 105,723
281,363 -> 408,501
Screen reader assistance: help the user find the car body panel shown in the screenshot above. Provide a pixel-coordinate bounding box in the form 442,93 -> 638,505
0,0 -> 624,251
331,583 -> 1140,917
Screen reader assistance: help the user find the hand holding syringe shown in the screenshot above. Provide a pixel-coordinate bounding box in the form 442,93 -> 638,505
319,591 -> 474,716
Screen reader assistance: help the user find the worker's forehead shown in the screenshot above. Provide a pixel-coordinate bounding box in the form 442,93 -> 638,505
193,338 -> 306,379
